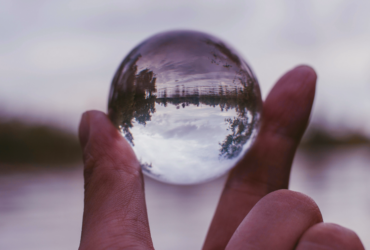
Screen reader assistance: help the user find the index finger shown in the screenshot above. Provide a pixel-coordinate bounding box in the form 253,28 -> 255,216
203,66 -> 317,250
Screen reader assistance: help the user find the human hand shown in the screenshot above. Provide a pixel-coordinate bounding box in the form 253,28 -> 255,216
78,66 -> 364,250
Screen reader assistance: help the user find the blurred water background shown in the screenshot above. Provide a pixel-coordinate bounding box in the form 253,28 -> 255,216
1,0 -> 370,249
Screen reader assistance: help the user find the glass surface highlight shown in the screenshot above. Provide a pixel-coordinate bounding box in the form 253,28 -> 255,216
108,30 -> 262,184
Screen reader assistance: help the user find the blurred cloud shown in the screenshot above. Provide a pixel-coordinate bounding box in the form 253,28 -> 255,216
0,0 -> 369,134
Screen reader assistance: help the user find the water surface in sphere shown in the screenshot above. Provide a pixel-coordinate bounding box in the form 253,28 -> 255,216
108,31 -> 262,184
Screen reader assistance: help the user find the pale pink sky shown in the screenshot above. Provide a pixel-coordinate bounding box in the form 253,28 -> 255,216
0,0 -> 369,134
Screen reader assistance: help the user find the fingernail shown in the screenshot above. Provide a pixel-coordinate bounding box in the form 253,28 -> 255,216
79,112 -> 91,149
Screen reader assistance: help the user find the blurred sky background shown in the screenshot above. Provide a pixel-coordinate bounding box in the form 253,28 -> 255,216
1,0 -> 369,133
1,1 -> 370,250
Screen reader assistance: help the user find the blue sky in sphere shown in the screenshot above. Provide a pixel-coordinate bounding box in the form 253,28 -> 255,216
0,0 -> 369,135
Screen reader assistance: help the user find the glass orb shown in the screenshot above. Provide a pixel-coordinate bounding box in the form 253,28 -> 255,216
108,30 -> 262,185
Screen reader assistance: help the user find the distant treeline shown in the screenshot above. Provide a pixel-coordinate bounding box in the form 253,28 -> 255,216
0,120 -> 81,170
0,118 -> 369,171
300,127 -> 370,151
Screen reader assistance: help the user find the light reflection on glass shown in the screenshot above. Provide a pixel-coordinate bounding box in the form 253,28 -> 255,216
108,30 -> 262,184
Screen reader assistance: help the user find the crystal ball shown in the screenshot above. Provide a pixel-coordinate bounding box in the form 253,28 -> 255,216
108,30 -> 262,185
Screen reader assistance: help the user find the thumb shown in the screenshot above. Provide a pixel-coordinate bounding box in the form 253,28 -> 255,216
78,110 -> 153,250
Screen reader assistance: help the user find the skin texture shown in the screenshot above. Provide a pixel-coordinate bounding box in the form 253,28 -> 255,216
203,65 -> 317,249
225,190 -> 323,250
296,223 -> 365,250
78,66 -> 365,250
78,112 -> 154,250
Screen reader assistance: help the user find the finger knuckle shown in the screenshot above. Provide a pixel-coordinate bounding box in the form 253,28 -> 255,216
298,223 -> 365,250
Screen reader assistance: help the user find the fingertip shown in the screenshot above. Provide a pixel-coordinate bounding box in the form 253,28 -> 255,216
79,110 -> 119,149
262,190 -> 323,223
291,65 -> 317,86
80,110 -> 140,176
293,65 -> 317,77
279,64 -> 317,92
262,65 -> 317,140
